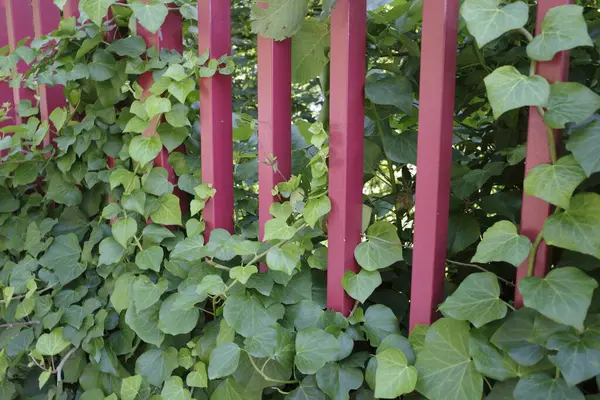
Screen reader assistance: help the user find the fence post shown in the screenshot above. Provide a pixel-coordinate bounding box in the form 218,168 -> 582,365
409,0 -> 460,330
257,5 -> 292,270
0,1 -> 14,130
515,0 -> 571,307
327,0 -> 366,316
62,0 -> 80,19
198,0 -> 234,236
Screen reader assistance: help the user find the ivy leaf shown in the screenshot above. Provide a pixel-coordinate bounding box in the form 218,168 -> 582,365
132,0 -> 169,34
186,362 -> 208,387
266,243 -> 302,275
120,375 -> 142,400
415,319 -> 482,400
263,218 -> 296,241
135,347 -> 178,387
107,36 -> 147,58
291,20 -> 330,83
567,119 -> 600,177
471,221 -> 532,267
161,376 -> 192,400
125,302 -> 164,347
112,217 -> 137,249
460,0 -> 528,48
122,189 -> 146,215
135,246 -> 163,272
295,327 -> 340,374
354,221 -> 403,271
145,96 -> 171,119
303,196 -> 331,228
526,5 -> 593,62
49,107 -> 67,131
287,376 -> 328,400
150,194 -> 182,226
543,193 -> 600,259
447,214 -> 481,255
373,351 -> 417,398
230,265 -> 258,285
99,237 -> 126,266
36,328 -> 70,356
208,343 -> 241,380
315,362 -> 363,400
250,0 -> 309,41
223,294 -> 280,338
158,124 -> 189,153
129,135 -> 162,166
484,66 -> 550,119
468,331 -> 518,381
342,269 -> 382,303
524,155 -> 586,209
168,79 -> 195,104
79,0 -> 113,26
88,50 -> 118,81
543,82 -> 600,129
132,276 -> 168,312
46,173 -> 82,206
212,378 -> 261,400
158,293 -> 200,335
439,272 -> 507,328
546,330 -> 600,387
513,373 -> 584,400
362,305 -> 401,347
490,308 -> 546,366
143,167 -> 174,196
518,267 -> 597,330
378,335 -> 416,365
366,75 -> 414,115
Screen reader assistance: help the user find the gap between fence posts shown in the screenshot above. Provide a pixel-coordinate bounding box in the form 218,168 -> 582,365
408,0 -> 460,330
326,0 -> 366,317
515,0 -> 571,307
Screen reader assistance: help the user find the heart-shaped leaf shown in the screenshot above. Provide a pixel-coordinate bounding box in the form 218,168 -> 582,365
472,221 -> 532,267
544,82 -> 600,129
461,0 -> 529,47
342,269 -> 382,303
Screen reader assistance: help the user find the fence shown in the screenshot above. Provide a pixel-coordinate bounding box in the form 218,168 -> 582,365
0,0 -> 570,327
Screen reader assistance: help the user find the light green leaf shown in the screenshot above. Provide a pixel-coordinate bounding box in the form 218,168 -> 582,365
170,235 -> 207,261
158,124 -> 189,153
165,104 -> 191,128
120,375 -> 143,400
150,194 -> 182,226
142,167 -> 174,196
79,0 -> 113,26
342,269 -> 382,303
544,82 -> 600,129
168,78 -> 195,104
129,135 -> 162,166
460,0 -> 528,48
513,373 -> 584,400
161,376 -> 191,400
439,272 -> 507,328
567,119 -> 600,177
316,362 -> 363,400
362,305 -> 401,346
354,221 -> 403,271
484,66 -> 550,119
223,294 -> 280,338
266,243 -> 302,275
38,370 -> 51,389
135,245 -> 163,272
122,190 -> 146,215
124,116 -> 151,133
208,343 -> 241,380
132,0 -> 169,33
135,347 -> 178,386
186,362 -> 208,388
158,293 -> 200,335
303,196 -> 331,228
375,349 -> 418,399
295,327 -> 340,374
211,378 -> 262,400
471,221 -> 532,267
524,155 -> 586,209
518,267 -> 597,330
415,319 -> 482,400
263,218 -> 296,241
251,0 -> 309,41
36,328 -> 70,356
230,265 -> 258,285
49,107 -> 67,131
112,217 -> 137,249
132,276 -> 168,312
527,5 -> 593,62
546,330 -> 600,387
543,193 -> 600,259
107,36 -> 147,58
111,272 -> 135,314
378,334 -> 416,365
145,96 -> 171,119
99,237 -> 126,266
163,64 -> 188,81
291,20 -> 330,83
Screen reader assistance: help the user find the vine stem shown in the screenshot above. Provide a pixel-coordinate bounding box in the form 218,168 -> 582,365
527,231 -> 545,277
205,259 -> 231,271
445,259 -> 515,287
0,321 -> 40,328
56,346 -> 78,399
0,284 -> 57,303
247,354 -> 299,385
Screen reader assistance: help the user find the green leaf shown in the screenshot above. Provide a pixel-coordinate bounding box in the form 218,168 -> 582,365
186,362 -> 208,387
135,246 -> 163,272
124,116 -> 151,133
513,373 -> 584,400
163,64 -> 188,81
567,119 -> 600,177
263,218 -> 296,241
316,362 -> 363,400
99,237 -> 126,266
39,233 -> 84,285
342,269 -> 382,303
132,0 -> 169,33
158,124 -> 189,154
159,293 -> 200,335
291,20 -> 330,83
120,375 -> 142,400
266,243 -> 302,275
484,66 -> 550,119
165,104 -> 191,128
230,265 -> 258,285
36,328 -> 70,356
543,82 -> 600,129
490,308 -> 546,366
125,302 -> 164,347
170,235 -> 207,261
132,276 -> 168,312
79,0 -> 113,25
38,370 -> 51,389
168,78 -> 195,104
354,222 -> 403,271
49,107 -> 68,131
251,0 -> 309,41
46,173 -> 82,206
107,36 -> 147,58
295,327 -> 340,374
375,349 -> 418,399
546,330 -> 600,387
135,347 -> 178,386
303,196 -> 331,228
543,193 -> 600,259
211,378 -> 261,400
468,331 -> 518,381
129,135 -> 162,166
415,319 -> 482,400
439,272 -> 507,328
112,217 -> 137,249
471,221 -> 532,267
143,167 -> 174,196
208,343 -> 241,380
526,5 -> 593,62
161,376 -> 192,400
460,0 -> 528,48
518,267 -> 597,330
524,155 -> 586,209
287,376 -> 327,400
223,294 -> 280,338
150,194 -> 182,226
378,334 -> 416,365
88,50 -> 118,81
447,214 -> 481,255
145,96 -> 171,119
111,273 -> 135,314
366,75 -> 414,115
362,305 -> 401,347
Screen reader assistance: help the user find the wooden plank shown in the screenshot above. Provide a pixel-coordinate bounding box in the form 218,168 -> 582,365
515,0 -> 571,307
257,20 -> 292,268
0,0 -> 14,130
409,0 -> 460,330
198,0 -> 233,235
327,0 -> 366,316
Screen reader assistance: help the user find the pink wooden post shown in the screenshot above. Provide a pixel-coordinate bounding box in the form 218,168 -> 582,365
0,1 -> 13,129
409,0 -> 460,330
198,0 -> 233,235
327,0 -> 366,316
257,5 -> 292,268
62,0 -> 80,19
515,0 -> 571,307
